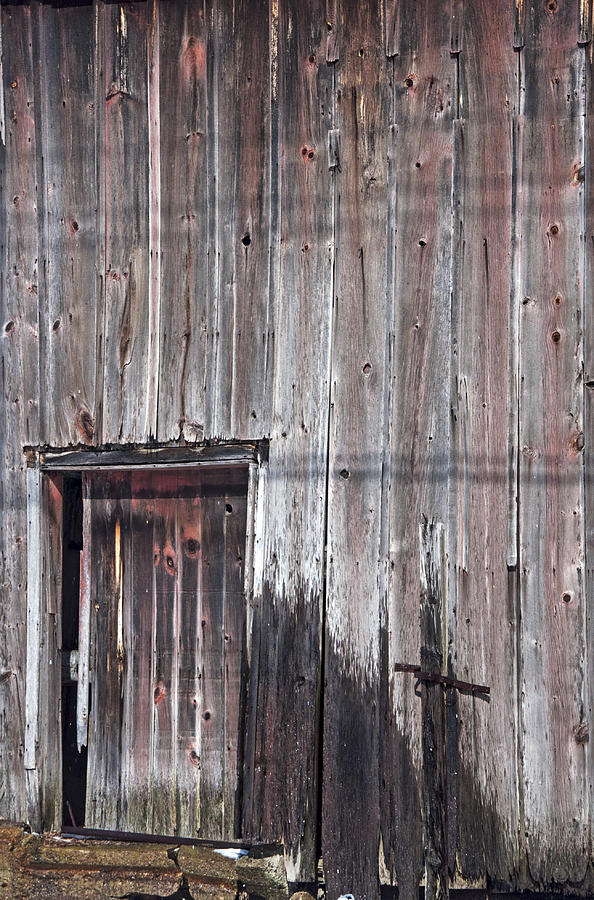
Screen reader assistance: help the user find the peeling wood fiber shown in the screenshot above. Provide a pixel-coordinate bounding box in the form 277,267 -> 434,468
1,0 -> 594,898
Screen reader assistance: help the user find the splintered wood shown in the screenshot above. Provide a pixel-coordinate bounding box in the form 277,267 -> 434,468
84,468 -> 248,839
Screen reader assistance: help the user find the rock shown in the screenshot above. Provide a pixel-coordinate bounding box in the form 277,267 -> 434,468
236,853 -> 289,900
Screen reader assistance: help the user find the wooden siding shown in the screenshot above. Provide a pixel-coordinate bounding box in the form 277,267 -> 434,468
0,1 -> 593,897
83,468 -> 249,838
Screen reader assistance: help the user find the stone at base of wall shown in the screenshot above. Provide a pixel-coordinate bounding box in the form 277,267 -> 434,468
0,823 -> 286,900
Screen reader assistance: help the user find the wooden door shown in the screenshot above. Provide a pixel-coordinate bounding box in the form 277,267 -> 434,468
82,467 -> 249,839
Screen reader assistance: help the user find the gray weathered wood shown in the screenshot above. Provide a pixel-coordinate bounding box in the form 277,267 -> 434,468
323,3 -> 390,898
385,3 -> 453,892
451,1 -> 520,886
210,0 -> 273,439
35,4 -> 97,447
156,0 -> 207,443
518,1 -> 589,886
0,4 -> 40,825
25,465 -> 41,775
242,0 -> 331,881
100,5 -> 152,444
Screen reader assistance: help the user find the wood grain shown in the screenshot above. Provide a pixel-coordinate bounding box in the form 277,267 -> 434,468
35,5 -> 96,447
451,0 -> 519,886
211,0 -> 272,438
0,5 -> 39,824
242,0 -> 331,880
100,5 -> 152,444
323,2 -> 390,897
518,0 -> 589,886
384,2 -> 453,893
156,0 -> 208,443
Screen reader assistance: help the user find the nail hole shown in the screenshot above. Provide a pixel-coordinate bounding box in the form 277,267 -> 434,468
186,538 -> 199,556
10,81 -> 17,90
419,239 -> 427,247
203,710 -> 211,721
340,468 -> 350,479
225,503 -> 233,514
52,318 -> 61,331
553,295 -> 563,306
415,161 -> 421,168
552,330 -> 561,343
251,409 -> 257,418
301,146 -> 308,156
4,321 -> 15,334
302,244 -> 309,252
404,76 -> 414,88
13,195 -> 19,206
71,220 -> 79,232
362,362 -> 372,374
308,150 -> 314,159
308,54 -> 316,63
562,592 -> 571,603
327,21 -> 333,31
241,233 -> 251,246
550,223 -> 559,235
189,750 -> 200,767
358,48 -> 365,57
166,555 -> 175,570
547,0 -> 558,11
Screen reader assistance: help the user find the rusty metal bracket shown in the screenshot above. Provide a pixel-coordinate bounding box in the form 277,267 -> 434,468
394,662 -> 490,696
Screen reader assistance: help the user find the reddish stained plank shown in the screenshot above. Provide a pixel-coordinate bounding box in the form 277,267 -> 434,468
385,1 -> 453,893
222,486 -> 248,839
452,0 -> 519,886
212,0 -> 272,438
156,0 -> 208,443
101,4 -> 152,443
199,489 -> 226,837
518,0 -> 589,886
176,492 -> 202,836
151,490 -> 178,834
120,484 -> 157,831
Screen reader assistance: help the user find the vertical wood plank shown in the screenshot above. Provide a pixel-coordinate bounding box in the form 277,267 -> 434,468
518,1 -> 589,885
100,5 -> 152,444
384,2 -> 453,893
419,521 -> 448,900
85,473 -> 128,829
35,4 -> 97,447
452,0 -> 520,886
243,0 -> 331,880
156,0 -> 208,443
25,464 -> 41,831
120,475 -> 155,831
583,26 -> 594,882
222,486 -> 247,838
176,488 -> 202,836
0,5 -> 38,825
39,473 -> 63,830
323,2 -> 390,897
151,486 -> 178,833
199,487 -> 226,837
211,0 -> 272,438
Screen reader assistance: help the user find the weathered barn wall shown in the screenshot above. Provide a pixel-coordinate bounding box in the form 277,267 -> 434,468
0,0 -> 592,898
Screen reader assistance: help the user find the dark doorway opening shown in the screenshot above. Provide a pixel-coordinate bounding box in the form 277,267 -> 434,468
60,473 -> 88,828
